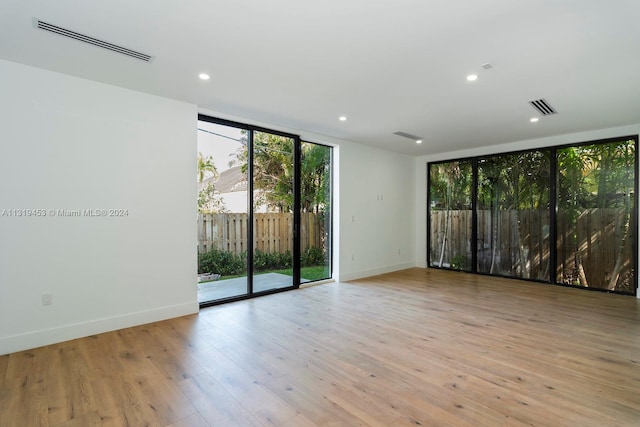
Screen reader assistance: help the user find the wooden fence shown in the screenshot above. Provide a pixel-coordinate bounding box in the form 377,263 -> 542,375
557,208 -> 633,292
198,212 -> 325,254
475,209 -> 550,280
430,208 -> 633,291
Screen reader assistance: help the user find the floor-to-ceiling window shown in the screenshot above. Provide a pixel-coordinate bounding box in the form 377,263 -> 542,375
477,150 -> 551,280
197,120 -> 249,302
301,141 -> 332,281
557,139 -> 636,292
428,136 -> 637,295
428,160 -> 473,271
251,130 -> 297,293
197,115 -> 333,305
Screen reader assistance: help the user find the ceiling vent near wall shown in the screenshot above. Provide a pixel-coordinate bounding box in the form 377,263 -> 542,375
529,98 -> 557,116
33,18 -> 154,62
393,131 -> 422,141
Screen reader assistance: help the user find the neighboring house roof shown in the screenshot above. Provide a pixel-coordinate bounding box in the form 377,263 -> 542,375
199,166 -> 247,193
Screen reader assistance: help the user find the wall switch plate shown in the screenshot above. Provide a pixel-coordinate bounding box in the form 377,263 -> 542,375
42,293 -> 53,306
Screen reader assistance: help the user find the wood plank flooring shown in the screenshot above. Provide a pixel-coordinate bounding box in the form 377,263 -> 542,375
1,268 -> 640,426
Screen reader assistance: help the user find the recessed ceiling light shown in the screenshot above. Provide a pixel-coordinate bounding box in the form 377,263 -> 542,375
199,73 -> 210,80
466,74 -> 478,81
416,140 -> 423,144
530,117 -> 539,123
339,116 -> 347,121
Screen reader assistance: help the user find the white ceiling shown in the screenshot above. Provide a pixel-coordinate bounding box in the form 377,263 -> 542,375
2,0 -> 639,156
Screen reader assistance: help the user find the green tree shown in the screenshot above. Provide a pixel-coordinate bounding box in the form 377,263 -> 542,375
430,161 -> 472,210
477,151 -> 550,277
301,143 -> 331,213
558,141 -> 635,290
429,161 -> 472,268
198,153 -> 217,183
197,152 -> 226,213
232,133 -> 331,213
253,132 -> 294,212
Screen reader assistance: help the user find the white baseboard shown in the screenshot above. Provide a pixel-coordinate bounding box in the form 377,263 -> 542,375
299,278 -> 335,288
338,262 -> 415,282
0,302 -> 199,356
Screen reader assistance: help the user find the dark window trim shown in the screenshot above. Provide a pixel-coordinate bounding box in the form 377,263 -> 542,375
293,135 -> 302,287
549,147 -> 558,283
247,129 -> 254,295
471,158 -> 478,273
198,114 -> 298,140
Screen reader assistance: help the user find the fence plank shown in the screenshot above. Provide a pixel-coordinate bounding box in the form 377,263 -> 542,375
431,208 -> 632,290
198,212 -> 324,255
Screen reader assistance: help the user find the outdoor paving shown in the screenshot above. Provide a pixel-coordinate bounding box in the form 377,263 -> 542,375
197,272 -> 304,303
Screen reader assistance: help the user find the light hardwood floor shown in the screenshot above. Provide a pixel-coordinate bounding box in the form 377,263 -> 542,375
1,268 -> 640,426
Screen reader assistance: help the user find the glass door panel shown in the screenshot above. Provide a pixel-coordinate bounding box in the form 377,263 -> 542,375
197,120 -> 249,303
557,140 -> 635,292
428,160 -> 473,271
300,141 -> 332,282
251,131 -> 295,293
477,151 -> 551,280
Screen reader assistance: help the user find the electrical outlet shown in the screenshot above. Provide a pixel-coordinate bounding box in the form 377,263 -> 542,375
42,293 -> 53,306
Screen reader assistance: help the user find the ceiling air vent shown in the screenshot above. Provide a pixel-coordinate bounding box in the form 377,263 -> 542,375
34,18 -> 153,62
393,131 -> 422,141
529,98 -> 557,116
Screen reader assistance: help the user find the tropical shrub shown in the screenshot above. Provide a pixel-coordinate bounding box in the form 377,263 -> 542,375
198,249 -> 246,276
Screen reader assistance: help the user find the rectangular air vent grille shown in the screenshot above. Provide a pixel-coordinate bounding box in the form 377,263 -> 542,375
393,131 -> 422,141
529,98 -> 557,116
34,19 -> 153,62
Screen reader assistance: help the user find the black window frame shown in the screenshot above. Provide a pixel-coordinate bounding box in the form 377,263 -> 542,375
198,114 -> 333,306
427,135 -> 638,296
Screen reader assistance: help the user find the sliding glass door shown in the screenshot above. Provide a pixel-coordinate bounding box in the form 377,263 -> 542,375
197,121 -> 249,302
251,131 -> 296,293
197,116 -> 332,305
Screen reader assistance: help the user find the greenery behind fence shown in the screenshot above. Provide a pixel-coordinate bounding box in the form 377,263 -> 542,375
198,246 -> 326,276
429,138 -> 636,293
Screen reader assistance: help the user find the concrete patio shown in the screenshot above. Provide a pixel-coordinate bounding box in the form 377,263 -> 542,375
198,272 -> 303,303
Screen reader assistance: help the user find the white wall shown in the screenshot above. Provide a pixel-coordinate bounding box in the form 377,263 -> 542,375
0,70 -> 417,355
337,141 -> 416,281
0,59 -> 199,355
414,124 -> 640,298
